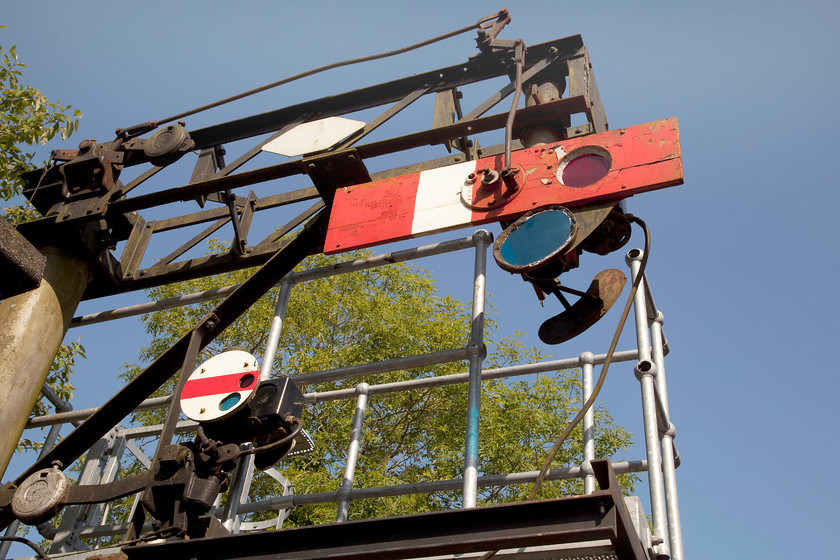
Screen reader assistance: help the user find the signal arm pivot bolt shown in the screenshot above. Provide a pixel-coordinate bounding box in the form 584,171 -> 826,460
481,169 -> 499,185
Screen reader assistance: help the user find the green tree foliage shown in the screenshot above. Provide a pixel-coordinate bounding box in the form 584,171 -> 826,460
119,248 -> 635,530
0,31 -> 83,448
1,27 -> 81,208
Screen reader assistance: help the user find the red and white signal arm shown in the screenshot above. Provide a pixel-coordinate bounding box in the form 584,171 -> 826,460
324,118 -> 683,254
180,350 -> 260,422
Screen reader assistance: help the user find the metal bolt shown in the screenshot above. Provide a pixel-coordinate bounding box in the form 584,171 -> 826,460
479,168 -> 500,186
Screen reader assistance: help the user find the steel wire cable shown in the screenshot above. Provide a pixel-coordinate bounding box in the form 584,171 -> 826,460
237,417 -> 303,457
0,536 -> 48,559
478,216 -> 651,560
151,11 -> 508,128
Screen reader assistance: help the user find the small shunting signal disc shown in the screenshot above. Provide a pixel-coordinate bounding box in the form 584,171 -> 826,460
180,349 -> 260,422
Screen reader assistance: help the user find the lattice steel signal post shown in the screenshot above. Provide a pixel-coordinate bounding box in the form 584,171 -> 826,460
0,9 -> 684,560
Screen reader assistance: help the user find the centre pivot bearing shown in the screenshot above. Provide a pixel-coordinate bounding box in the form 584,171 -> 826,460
12,466 -> 69,525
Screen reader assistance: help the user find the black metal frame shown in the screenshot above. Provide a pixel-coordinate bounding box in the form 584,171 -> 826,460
122,460 -> 647,560
17,35 -> 604,300
0,211 -> 329,528
3,30 -> 617,554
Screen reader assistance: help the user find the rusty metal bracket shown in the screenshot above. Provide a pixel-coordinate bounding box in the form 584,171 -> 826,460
303,150 -> 371,205
537,269 -> 627,345
475,9 -> 512,53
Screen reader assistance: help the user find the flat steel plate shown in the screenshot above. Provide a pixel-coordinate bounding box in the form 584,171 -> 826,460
538,269 -> 626,345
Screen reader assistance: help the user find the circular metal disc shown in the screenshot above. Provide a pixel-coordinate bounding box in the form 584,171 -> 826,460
144,124 -> 188,159
12,467 -> 69,525
180,350 -> 260,422
460,166 -> 525,210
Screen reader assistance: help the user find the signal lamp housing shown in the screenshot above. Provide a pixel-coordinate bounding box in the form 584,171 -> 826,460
493,206 -> 578,276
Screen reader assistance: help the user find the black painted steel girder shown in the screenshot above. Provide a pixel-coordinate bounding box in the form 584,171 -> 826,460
0,211 -> 330,530
122,460 -> 648,560
16,35 -> 590,302
186,35 -> 584,150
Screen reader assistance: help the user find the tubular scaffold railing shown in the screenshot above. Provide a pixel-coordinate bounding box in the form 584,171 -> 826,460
4,230 -> 684,560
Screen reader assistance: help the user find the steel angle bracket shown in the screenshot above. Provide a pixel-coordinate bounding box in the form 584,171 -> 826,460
324,118 -> 682,254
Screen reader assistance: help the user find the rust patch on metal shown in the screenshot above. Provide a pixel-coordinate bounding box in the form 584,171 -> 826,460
538,268 -> 626,345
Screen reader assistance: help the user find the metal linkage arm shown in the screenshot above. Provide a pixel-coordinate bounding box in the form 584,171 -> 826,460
0,210 -> 330,531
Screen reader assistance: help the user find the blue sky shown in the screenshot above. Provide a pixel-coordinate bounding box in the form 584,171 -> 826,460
3,1 -> 839,558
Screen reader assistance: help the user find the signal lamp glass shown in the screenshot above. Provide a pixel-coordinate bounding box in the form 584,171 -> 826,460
219,393 -> 241,411
559,150 -> 611,188
494,206 -> 577,273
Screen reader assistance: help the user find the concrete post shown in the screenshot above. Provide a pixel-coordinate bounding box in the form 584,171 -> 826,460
0,247 -> 89,478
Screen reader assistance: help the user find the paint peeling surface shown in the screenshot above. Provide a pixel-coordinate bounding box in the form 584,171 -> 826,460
325,118 -> 682,254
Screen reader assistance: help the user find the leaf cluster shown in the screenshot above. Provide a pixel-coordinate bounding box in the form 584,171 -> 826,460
1,28 -> 81,220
